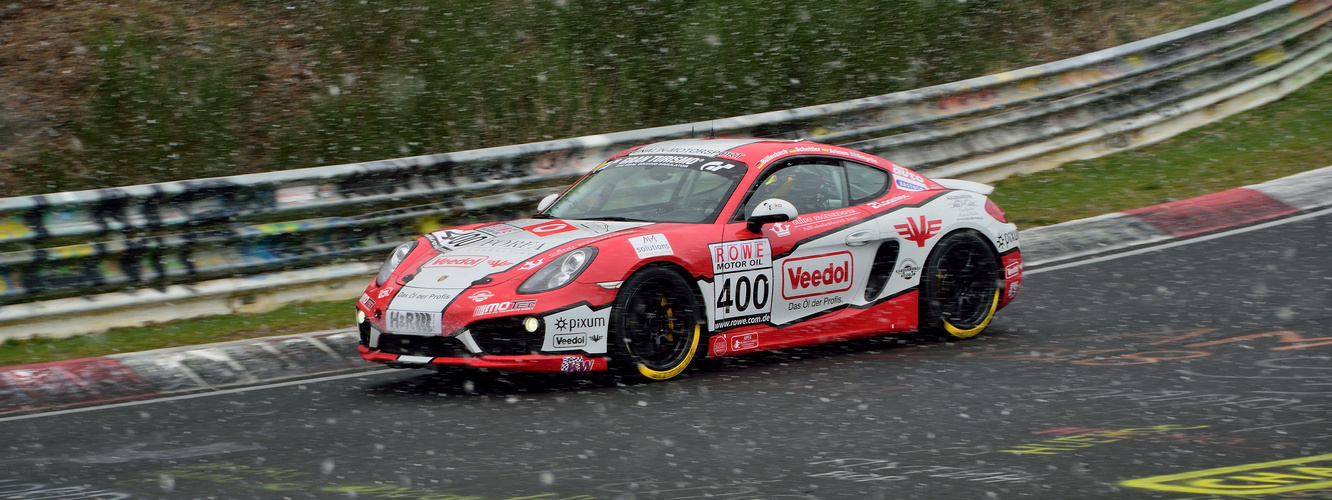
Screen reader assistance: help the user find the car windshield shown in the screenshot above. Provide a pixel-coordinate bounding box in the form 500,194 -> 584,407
541,154 -> 746,223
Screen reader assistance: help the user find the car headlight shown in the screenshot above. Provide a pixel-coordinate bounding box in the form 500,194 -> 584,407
376,241 -> 418,286
517,247 -> 597,294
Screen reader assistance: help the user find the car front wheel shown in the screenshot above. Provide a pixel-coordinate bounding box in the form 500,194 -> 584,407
919,230 -> 1002,340
611,267 -> 702,381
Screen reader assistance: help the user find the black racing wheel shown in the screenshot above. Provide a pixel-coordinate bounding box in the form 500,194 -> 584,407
611,267 -> 702,380
919,230 -> 1002,340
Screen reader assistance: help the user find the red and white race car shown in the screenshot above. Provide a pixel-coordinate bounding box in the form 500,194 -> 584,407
355,138 -> 1022,380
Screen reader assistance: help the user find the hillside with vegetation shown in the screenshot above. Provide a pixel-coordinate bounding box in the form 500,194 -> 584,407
1,0 -> 1264,197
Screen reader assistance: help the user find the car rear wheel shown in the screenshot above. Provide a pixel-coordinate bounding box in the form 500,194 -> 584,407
612,267 -> 702,381
919,230 -> 1002,340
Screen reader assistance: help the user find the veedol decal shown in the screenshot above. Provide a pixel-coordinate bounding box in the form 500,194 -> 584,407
709,239 -> 774,330
542,305 -> 611,353
782,251 -> 853,300
1005,261 -> 1022,279
895,216 -> 942,247
423,255 -> 487,268
552,333 -> 587,348
629,233 -> 673,258
386,310 -> 442,335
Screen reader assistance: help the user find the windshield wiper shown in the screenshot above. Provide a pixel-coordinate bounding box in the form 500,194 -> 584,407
584,216 -> 653,222
530,213 -> 556,219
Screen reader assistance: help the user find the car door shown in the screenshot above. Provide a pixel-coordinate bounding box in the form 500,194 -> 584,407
710,157 -> 889,341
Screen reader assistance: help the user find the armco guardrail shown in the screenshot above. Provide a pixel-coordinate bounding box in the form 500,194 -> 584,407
2,0 -> 1330,339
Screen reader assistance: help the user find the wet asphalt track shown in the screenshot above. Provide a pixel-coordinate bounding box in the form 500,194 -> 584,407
1,210 -> 1329,500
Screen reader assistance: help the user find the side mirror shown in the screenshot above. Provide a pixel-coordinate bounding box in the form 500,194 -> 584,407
746,198 -> 799,234
536,193 -> 560,212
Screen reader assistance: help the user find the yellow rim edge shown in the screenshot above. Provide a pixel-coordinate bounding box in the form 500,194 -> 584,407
638,324 -> 700,380
943,291 -> 999,339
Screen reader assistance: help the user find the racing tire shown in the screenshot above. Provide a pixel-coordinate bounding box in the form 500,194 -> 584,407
611,267 -> 702,381
919,230 -> 1002,340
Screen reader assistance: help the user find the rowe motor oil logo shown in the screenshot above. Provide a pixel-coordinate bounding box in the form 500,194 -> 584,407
782,251 -> 853,300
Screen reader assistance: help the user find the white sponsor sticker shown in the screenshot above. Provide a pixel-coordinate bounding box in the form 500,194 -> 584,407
709,239 -> 771,273
386,310 -> 443,335
782,251 -> 854,300
707,239 -> 774,330
629,234 -> 673,258
542,305 -> 611,353
895,178 -> 928,191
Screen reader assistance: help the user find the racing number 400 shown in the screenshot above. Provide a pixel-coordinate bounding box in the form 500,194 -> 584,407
716,271 -> 771,316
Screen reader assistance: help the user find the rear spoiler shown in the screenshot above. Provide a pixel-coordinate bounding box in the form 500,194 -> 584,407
934,178 -> 995,196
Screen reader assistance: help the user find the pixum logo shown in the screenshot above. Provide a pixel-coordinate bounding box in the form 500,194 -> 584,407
769,222 -> 792,237
424,255 -> 487,268
894,216 -> 942,247
782,251 -> 853,300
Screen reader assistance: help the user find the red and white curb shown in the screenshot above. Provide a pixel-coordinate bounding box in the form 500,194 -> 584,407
1021,165 -> 1332,266
2,165 -> 1330,415
0,329 -> 372,415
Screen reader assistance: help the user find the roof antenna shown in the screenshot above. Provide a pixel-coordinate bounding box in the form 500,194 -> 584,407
709,121 -> 716,139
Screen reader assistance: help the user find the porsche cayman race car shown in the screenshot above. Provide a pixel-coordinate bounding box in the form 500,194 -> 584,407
355,138 -> 1022,380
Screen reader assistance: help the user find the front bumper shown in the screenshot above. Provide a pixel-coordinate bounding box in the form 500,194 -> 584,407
358,345 -> 607,373
357,321 -> 609,373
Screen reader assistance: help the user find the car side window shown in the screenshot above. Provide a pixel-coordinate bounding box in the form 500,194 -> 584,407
846,161 -> 889,205
738,160 -> 849,219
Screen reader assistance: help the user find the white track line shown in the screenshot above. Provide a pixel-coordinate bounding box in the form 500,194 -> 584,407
1027,206 -> 1332,276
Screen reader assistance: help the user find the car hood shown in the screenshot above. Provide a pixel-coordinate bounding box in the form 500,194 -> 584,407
388,219 -> 651,311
